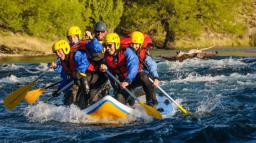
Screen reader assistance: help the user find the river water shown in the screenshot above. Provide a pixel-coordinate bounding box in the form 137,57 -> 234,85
0,55 -> 256,142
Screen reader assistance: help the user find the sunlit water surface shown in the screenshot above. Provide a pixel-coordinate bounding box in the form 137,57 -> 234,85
1,56 -> 256,142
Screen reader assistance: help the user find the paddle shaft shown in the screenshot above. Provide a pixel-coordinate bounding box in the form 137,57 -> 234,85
149,77 -> 189,114
44,81 -> 62,89
106,71 -> 138,102
45,80 -> 74,103
106,71 -> 162,119
149,78 -> 178,104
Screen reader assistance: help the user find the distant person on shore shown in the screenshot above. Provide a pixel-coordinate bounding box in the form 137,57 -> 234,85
161,46 -> 218,62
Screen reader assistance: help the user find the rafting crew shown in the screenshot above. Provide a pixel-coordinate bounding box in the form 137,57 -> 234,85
50,26 -> 90,109
99,32 -> 160,107
51,23 -> 110,109
51,39 -> 91,109
50,23 -> 160,108
50,26 -> 87,72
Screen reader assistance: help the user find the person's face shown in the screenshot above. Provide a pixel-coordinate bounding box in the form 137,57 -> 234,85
105,43 -> 115,55
95,31 -> 106,41
131,43 -> 141,51
67,35 -> 79,45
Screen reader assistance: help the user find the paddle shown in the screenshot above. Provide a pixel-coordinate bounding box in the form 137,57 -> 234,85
24,80 -> 61,104
106,71 -> 162,120
149,77 -> 190,115
3,73 -> 45,110
43,80 -> 74,103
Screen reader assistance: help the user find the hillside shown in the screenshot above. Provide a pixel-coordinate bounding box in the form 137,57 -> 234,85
0,0 -> 255,56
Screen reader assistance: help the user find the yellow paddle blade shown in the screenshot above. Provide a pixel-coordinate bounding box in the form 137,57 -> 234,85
3,81 -> 36,110
24,88 -> 45,104
178,105 -> 190,115
138,102 -> 162,120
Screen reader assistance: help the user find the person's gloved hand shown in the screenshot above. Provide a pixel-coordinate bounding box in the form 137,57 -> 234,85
52,90 -> 60,97
100,64 -> 107,72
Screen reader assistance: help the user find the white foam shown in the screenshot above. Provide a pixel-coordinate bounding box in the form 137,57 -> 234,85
129,104 -> 153,122
23,63 -> 49,74
0,75 -> 35,83
158,58 -> 246,72
195,94 -> 224,116
171,73 -> 224,83
162,73 -> 256,84
1,64 -> 22,71
23,102 -> 150,125
24,103 -> 89,123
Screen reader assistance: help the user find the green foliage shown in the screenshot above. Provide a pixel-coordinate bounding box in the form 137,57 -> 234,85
197,0 -> 246,35
120,0 -> 252,47
0,0 -> 254,46
21,0 -> 87,39
0,0 -> 123,39
83,0 -> 123,32
0,0 -> 23,31
168,0 -> 203,38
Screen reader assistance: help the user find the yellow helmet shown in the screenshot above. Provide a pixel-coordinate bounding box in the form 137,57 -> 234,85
131,31 -> 144,44
67,26 -> 82,39
52,40 -> 70,55
105,33 -> 120,50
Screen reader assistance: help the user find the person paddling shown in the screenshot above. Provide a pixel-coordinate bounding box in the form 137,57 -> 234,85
51,40 -> 91,109
128,31 -> 159,107
100,33 -> 139,106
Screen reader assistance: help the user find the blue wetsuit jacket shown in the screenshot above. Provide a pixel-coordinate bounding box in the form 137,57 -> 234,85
58,50 -> 90,90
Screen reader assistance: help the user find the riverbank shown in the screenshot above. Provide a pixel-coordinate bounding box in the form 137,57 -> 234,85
0,30 -> 53,57
1,48 -> 256,64
1,29 -> 256,58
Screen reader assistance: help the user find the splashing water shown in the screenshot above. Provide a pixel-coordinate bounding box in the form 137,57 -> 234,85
24,102 -> 154,125
0,75 -> 36,84
196,94 -> 224,116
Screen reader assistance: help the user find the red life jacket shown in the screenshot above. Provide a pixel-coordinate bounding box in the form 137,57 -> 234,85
137,48 -> 147,72
61,40 -> 95,75
105,50 -> 128,81
70,40 -> 95,72
120,33 -> 152,48
120,33 -> 150,72
61,49 -> 77,76
70,40 -> 87,51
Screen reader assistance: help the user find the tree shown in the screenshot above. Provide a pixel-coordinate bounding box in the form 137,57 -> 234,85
118,0 -> 250,48
0,0 -> 22,32
83,0 -> 124,32
22,0 -> 87,39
